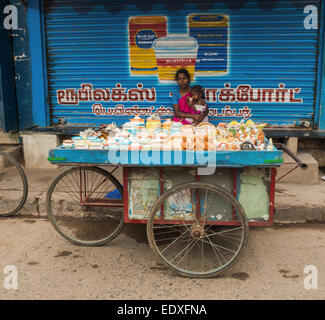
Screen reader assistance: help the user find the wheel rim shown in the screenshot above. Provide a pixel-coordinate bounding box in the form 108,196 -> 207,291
47,167 -> 124,245
0,153 -> 27,217
148,183 -> 248,277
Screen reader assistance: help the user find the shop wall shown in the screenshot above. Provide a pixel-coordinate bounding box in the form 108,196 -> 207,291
0,0 -> 34,131
318,2 -> 325,130
0,0 -> 18,132
10,0 -> 34,130
25,0 -> 325,131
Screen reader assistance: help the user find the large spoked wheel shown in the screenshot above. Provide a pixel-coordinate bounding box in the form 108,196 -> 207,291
0,150 -> 28,217
147,182 -> 248,278
46,166 -> 124,246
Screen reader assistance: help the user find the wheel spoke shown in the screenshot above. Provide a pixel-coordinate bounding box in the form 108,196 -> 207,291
154,224 -> 190,230
214,235 -> 240,247
174,239 -> 198,267
170,239 -> 197,263
180,220 -> 192,232
202,237 -> 237,254
59,176 -> 81,203
69,170 -> 82,197
201,236 -> 204,272
148,182 -> 248,277
0,152 -> 28,217
154,234 -> 189,242
47,167 -> 124,246
154,227 -> 188,236
205,230 -> 223,267
202,188 -> 208,228
210,231 -> 242,240
201,226 -> 243,239
160,228 -> 190,254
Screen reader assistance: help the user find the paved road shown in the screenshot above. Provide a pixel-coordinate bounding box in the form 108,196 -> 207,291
0,217 -> 324,300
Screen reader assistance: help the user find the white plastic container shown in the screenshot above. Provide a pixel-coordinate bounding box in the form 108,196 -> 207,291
152,34 -> 198,83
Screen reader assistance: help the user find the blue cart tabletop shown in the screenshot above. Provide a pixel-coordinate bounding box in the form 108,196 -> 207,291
48,148 -> 283,168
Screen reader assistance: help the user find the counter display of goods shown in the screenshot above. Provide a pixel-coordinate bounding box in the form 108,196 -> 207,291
60,115 -> 274,152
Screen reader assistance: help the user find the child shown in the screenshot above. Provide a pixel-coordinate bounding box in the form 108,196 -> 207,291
186,85 -> 209,124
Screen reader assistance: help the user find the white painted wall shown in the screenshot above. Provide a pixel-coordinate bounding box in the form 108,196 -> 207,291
22,133 -> 58,169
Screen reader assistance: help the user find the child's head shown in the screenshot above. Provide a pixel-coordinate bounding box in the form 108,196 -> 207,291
190,85 -> 205,100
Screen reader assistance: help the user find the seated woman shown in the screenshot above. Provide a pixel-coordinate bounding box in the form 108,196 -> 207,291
171,68 -> 208,125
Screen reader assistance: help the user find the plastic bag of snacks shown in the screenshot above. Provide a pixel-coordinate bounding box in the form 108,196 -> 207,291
61,117 -> 273,152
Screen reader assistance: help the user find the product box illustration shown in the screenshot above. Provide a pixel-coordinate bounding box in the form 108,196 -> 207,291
188,13 -> 229,74
128,16 -> 167,74
128,14 -> 229,81
152,34 -> 198,82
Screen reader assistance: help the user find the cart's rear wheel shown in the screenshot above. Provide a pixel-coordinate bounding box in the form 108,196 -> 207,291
147,182 -> 248,278
46,166 -> 124,246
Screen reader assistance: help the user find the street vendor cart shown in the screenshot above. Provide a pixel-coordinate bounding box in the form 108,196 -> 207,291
46,120 -> 306,278
46,118 -> 306,278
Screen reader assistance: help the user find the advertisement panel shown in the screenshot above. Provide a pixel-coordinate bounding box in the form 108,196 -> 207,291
43,0 -> 320,127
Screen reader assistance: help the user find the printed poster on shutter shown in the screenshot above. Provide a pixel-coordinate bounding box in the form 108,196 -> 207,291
51,1 -> 314,127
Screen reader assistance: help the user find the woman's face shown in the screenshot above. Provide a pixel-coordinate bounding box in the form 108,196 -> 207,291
177,73 -> 190,89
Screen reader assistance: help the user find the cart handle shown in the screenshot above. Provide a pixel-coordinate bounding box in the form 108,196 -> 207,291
274,143 -> 308,170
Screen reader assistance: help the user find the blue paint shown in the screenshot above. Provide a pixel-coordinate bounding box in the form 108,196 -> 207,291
104,189 -> 122,199
41,0 -> 320,127
11,0 -> 34,130
39,0 -> 50,126
21,0 -> 322,130
0,69 -> 5,130
27,0 -> 49,127
0,1 -> 18,132
48,148 -> 283,167
316,1 -> 325,130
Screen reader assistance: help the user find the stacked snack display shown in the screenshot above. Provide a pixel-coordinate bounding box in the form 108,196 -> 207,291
162,118 -> 173,131
146,114 -> 161,130
60,116 -> 272,152
62,139 -> 74,148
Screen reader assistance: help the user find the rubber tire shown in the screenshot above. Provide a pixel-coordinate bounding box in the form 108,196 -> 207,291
0,150 -> 28,217
46,166 -> 124,246
146,182 -> 249,278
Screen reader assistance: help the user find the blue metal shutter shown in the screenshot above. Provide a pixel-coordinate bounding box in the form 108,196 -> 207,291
0,4 -> 19,132
43,0 -> 321,128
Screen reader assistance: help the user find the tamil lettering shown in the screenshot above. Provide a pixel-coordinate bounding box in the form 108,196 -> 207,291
57,83 -> 156,105
204,83 -> 303,103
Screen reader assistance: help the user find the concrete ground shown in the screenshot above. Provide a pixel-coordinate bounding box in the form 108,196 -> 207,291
1,166 -> 325,300
275,167 -> 325,223
0,218 -> 324,300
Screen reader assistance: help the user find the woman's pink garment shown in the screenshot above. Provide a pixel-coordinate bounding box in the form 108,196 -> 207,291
172,91 -> 200,125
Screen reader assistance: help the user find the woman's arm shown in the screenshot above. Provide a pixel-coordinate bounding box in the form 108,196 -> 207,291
186,97 -> 199,112
186,96 -> 194,107
173,104 -> 202,121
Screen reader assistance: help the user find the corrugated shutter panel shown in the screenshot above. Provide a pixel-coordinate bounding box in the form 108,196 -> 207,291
43,0 -> 321,128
